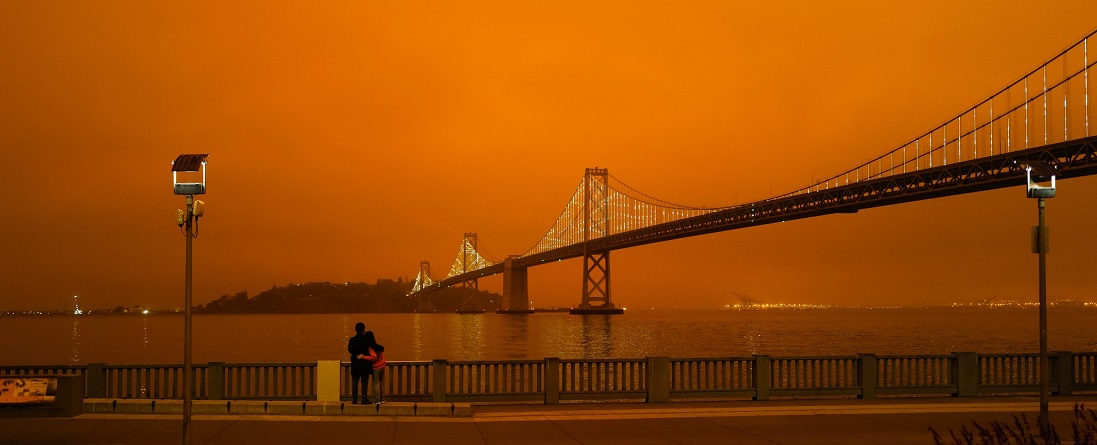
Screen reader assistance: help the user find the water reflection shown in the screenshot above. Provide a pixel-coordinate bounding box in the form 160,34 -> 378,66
412,313 -> 424,360
456,314 -> 486,360
744,321 -> 760,355
498,314 -> 529,359
579,315 -> 613,358
70,316 -> 82,364
140,316 -> 149,397
9,308 -> 1097,365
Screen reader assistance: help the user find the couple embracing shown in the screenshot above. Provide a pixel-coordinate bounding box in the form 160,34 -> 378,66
348,322 -> 387,404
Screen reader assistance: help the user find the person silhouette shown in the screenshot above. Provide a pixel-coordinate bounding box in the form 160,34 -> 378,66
347,322 -> 373,404
362,331 -> 387,404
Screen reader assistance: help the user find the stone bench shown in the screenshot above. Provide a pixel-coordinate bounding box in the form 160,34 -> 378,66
0,375 -> 84,418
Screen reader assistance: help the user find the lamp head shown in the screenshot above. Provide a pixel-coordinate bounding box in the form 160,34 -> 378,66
172,154 -> 209,195
1024,162 -> 1056,199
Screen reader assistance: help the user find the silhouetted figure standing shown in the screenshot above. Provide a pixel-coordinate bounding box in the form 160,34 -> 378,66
347,322 -> 373,404
362,331 -> 387,404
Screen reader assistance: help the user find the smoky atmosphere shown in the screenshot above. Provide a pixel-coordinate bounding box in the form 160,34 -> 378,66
3,1 -> 1097,312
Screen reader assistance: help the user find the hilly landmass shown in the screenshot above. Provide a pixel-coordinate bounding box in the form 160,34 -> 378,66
195,279 -> 503,314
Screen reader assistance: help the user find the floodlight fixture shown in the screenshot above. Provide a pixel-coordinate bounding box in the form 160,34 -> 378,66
1025,161 -> 1056,199
172,154 -> 208,195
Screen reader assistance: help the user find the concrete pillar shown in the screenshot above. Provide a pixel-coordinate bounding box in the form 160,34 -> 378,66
316,360 -> 340,402
502,256 -> 530,311
646,357 -> 670,403
1055,351 -> 1074,395
859,354 -> 876,400
432,359 -> 447,403
545,357 -> 560,405
207,362 -> 225,400
754,355 -> 770,401
86,363 -> 106,398
57,374 -> 85,416
954,352 -> 979,397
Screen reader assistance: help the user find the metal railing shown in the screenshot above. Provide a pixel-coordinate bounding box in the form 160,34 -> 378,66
4,351 -> 1095,404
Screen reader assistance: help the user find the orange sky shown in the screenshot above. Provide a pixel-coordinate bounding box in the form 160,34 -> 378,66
2,1 -> 1097,311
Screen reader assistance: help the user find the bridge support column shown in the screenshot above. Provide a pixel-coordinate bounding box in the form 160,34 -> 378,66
499,256 -> 532,314
458,233 -> 484,313
571,249 -> 623,314
571,167 -> 622,315
415,261 -> 433,312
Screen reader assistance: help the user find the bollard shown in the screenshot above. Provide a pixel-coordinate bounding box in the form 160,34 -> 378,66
1055,351 -> 1073,395
545,358 -> 560,405
207,362 -> 224,400
859,354 -> 876,400
432,359 -> 447,403
86,363 -> 106,399
754,355 -> 770,401
316,360 -> 340,402
954,352 -> 979,397
646,357 -> 670,403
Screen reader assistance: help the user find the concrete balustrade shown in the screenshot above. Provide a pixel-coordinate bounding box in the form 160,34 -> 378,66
3,351 -> 1094,415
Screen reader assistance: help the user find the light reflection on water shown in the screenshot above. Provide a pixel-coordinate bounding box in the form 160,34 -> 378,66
2,307 -> 1096,365
70,317 -> 81,365
580,315 -> 613,358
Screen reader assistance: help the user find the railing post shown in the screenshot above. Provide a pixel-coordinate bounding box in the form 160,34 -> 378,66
646,357 -> 670,403
316,360 -> 340,402
954,352 -> 979,397
544,358 -> 560,405
1056,351 -> 1074,395
207,362 -> 224,400
754,355 -> 770,401
86,363 -> 106,398
432,359 -> 447,403
859,354 -> 876,400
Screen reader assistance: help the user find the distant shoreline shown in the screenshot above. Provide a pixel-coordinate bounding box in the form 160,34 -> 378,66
3,303 -> 1094,316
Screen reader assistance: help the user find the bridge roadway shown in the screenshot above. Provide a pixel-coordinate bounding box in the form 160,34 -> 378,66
434,136 -> 1097,291
5,395 -> 1097,444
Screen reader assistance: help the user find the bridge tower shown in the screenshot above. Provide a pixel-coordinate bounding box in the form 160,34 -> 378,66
457,233 -> 486,313
498,255 -> 532,314
573,167 -> 623,314
416,261 -> 433,312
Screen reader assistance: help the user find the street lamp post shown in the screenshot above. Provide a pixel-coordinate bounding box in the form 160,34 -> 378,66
1025,162 -> 1055,434
172,154 -> 208,445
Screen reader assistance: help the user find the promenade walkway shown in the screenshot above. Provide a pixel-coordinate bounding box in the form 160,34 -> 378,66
3,395 -> 1095,444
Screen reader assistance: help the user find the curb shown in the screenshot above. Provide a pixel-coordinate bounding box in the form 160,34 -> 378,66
83,399 -> 471,417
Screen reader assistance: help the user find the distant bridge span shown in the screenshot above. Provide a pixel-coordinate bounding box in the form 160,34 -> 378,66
412,29 -> 1097,313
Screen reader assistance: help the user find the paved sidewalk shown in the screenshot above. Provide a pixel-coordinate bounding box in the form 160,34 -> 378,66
3,396 -> 1095,444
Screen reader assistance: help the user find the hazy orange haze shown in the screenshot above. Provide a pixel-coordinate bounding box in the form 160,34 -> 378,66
2,1 -> 1097,311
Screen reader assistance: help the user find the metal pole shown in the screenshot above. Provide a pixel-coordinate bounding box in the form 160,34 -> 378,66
1038,197 -> 1049,433
183,195 -> 194,445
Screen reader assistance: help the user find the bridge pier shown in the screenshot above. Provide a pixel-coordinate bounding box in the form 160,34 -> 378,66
571,249 -> 623,315
457,233 -> 485,314
414,261 -> 435,312
498,256 -> 533,314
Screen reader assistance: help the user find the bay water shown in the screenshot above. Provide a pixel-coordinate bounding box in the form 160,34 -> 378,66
2,307 -> 1096,366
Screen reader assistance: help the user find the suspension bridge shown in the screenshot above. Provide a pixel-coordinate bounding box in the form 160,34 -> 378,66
409,29 -> 1097,314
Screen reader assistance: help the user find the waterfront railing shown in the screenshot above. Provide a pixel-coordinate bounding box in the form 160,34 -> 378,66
3,351 -> 1095,404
